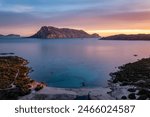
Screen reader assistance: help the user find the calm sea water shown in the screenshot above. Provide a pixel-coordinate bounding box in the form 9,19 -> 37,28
0,38 -> 150,88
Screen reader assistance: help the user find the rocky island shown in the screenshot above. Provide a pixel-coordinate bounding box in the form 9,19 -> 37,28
101,34 -> 150,40
30,26 -> 100,39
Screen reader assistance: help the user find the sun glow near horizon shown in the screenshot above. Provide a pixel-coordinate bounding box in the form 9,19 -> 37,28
0,0 -> 150,37
88,29 -> 150,37
1,28 -> 150,37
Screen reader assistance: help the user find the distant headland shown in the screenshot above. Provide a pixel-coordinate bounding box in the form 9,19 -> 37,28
0,34 -> 20,38
1,28 -> 150,40
29,26 -> 100,39
101,34 -> 150,40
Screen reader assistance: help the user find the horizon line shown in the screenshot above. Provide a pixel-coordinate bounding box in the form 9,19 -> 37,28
1,27 -> 150,37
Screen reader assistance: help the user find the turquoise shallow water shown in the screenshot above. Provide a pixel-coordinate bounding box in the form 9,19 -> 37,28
0,38 -> 150,88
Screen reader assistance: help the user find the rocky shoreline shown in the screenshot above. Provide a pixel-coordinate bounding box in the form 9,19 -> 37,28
1,56 -> 150,100
0,56 -> 113,100
0,56 -> 45,100
109,58 -> 150,100
20,86 -> 113,100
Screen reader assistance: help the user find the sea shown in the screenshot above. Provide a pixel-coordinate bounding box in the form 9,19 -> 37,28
0,38 -> 150,88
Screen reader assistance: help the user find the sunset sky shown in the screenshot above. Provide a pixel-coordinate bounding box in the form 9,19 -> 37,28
0,0 -> 150,36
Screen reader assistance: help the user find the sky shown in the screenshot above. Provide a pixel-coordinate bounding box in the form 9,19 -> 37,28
0,0 -> 150,36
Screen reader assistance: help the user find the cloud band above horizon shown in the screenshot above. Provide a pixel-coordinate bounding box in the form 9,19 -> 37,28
0,0 -> 150,36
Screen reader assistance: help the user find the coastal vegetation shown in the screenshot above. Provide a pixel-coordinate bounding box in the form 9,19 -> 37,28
110,58 -> 150,100
0,56 -> 45,99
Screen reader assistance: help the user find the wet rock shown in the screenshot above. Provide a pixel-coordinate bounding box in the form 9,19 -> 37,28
128,88 -> 136,92
33,94 -> 76,100
128,93 -> 136,99
109,57 -> 150,100
135,80 -> 145,85
120,82 -> 128,86
137,95 -> 147,100
18,88 -> 31,96
137,89 -> 150,96
75,95 -> 90,100
30,70 -> 34,72
0,88 -> 19,100
113,79 -> 118,83
121,96 -> 127,100
35,84 -> 44,91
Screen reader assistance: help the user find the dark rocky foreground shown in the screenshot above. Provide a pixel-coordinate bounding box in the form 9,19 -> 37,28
110,58 -> 150,100
101,34 -> 150,40
0,56 -> 45,100
1,56 -> 150,100
30,26 -> 100,39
